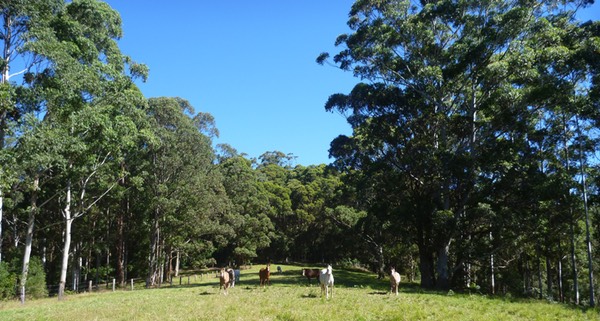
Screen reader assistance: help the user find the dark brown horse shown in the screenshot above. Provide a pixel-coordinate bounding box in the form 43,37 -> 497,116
259,264 -> 270,287
302,268 -> 321,284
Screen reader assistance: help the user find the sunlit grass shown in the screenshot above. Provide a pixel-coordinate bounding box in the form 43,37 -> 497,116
0,264 -> 597,320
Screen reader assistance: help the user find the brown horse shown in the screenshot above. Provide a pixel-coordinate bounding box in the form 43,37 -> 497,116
259,264 -> 270,287
302,268 -> 321,284
219,268 -> 231,295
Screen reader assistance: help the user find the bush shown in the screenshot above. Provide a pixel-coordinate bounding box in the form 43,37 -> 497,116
337,258 -> 366,270
24,257 -> 48,299
0,262 -> 17,299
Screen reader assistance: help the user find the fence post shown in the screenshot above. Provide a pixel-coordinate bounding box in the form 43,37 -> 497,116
187,276 -> 190,285
89,280 -> 92,292
180,276 -> 182,285
131,279 -> 134,291
112,279 -> 115,292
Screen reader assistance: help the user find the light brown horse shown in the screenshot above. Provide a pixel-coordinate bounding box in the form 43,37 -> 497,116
219,268 -> 231,295
259,264 -> 271,287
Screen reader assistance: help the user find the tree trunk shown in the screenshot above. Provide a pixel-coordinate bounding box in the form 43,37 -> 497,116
537,254 -> 543,300
558,256 -> 564,303
375,244 -> 385,279
490,252 -> 495,295
58,180 -> 73,300
116,170 -> 126,286
576,117 -> 595,307
546,256 -> 553,300
563,115 -> 579,305
418,246 -> 435,288
166,247 -> 173,283
116,207 -> 125,286
490,230 -> 495,295
524,257 -> 530,295
20,175 -> 39,304
73,245 -> 80,292
570,218 -> 580,304
436,241 -> 450,290
175,250 -> 180,277
0,7 -> 12,267
147,208 -> 160,287
410,252 -> 416,282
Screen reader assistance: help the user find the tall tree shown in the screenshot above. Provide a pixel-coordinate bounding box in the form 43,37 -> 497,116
0,0 -> 63,264
142,97 -> 225,286
19,0 -> 147,300
319,0 -> 598,290
218,155 -> 274,266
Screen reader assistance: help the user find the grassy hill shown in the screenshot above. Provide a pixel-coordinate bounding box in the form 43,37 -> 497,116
0,264 -> 597,320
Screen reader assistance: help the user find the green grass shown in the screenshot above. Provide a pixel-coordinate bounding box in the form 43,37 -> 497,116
0,264 -> 597,320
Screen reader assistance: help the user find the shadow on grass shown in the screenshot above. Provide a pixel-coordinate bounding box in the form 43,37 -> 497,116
369,291 -> 388,295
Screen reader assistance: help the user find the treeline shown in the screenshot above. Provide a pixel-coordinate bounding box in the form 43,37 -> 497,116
0,0 -> 365,302
317,0 -> 600,307
0,0 -> 600,309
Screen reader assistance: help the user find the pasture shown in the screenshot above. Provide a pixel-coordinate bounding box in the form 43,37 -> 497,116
0,264 -> 597,321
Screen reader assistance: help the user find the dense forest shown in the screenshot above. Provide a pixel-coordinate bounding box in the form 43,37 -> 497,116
1,0 -> 600,308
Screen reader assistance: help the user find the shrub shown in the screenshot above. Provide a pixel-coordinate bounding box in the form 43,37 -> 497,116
337,258 -> 364,270
24,257 -> 48,299
0,262 -> 16,300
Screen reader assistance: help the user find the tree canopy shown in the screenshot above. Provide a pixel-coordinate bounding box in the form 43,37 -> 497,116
0,0 -> 599,309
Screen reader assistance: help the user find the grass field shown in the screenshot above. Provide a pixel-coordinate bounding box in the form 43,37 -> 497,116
0,264 -> 597,320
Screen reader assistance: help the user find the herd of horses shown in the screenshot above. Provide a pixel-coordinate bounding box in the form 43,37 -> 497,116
219,264 -> 401,299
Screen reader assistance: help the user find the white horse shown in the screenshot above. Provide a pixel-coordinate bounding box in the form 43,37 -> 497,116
319,265 -> 334,299
390,267 -> 401,295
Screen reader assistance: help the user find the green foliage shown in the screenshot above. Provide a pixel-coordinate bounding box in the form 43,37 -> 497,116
0,262 -> 16,300
319,0 -> 600,294
22,257 -> 48,299
0,0 -> 599,309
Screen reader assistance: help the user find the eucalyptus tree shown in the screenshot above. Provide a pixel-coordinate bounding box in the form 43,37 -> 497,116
141,97 -> 227,286
286,164 -> 353,263
255,158 -> 293,261
514,9 -> 600,304
217,155 -> 274,265
17,0 -> 148,300
0,0 -> 63,264
318,0 -> 597,290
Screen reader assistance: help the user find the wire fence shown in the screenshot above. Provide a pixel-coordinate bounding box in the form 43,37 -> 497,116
35,272 -> 219,297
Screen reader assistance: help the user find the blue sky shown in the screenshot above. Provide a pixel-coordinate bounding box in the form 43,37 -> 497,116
107,0 -> 357,166
106,1 -> 599,166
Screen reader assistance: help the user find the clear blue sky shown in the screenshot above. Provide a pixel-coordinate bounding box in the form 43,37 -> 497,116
107,0 -> 357,166
106,1 -> 599,166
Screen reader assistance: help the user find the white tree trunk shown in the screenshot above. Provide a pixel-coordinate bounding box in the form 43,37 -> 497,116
576,117 -> 595,307
58,180 -> 73,300
570,219 -> 580,304
20,176 -> 39,304
490,231 -> 495,295
175,250 -> 180,277
147,208 -> 160,287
